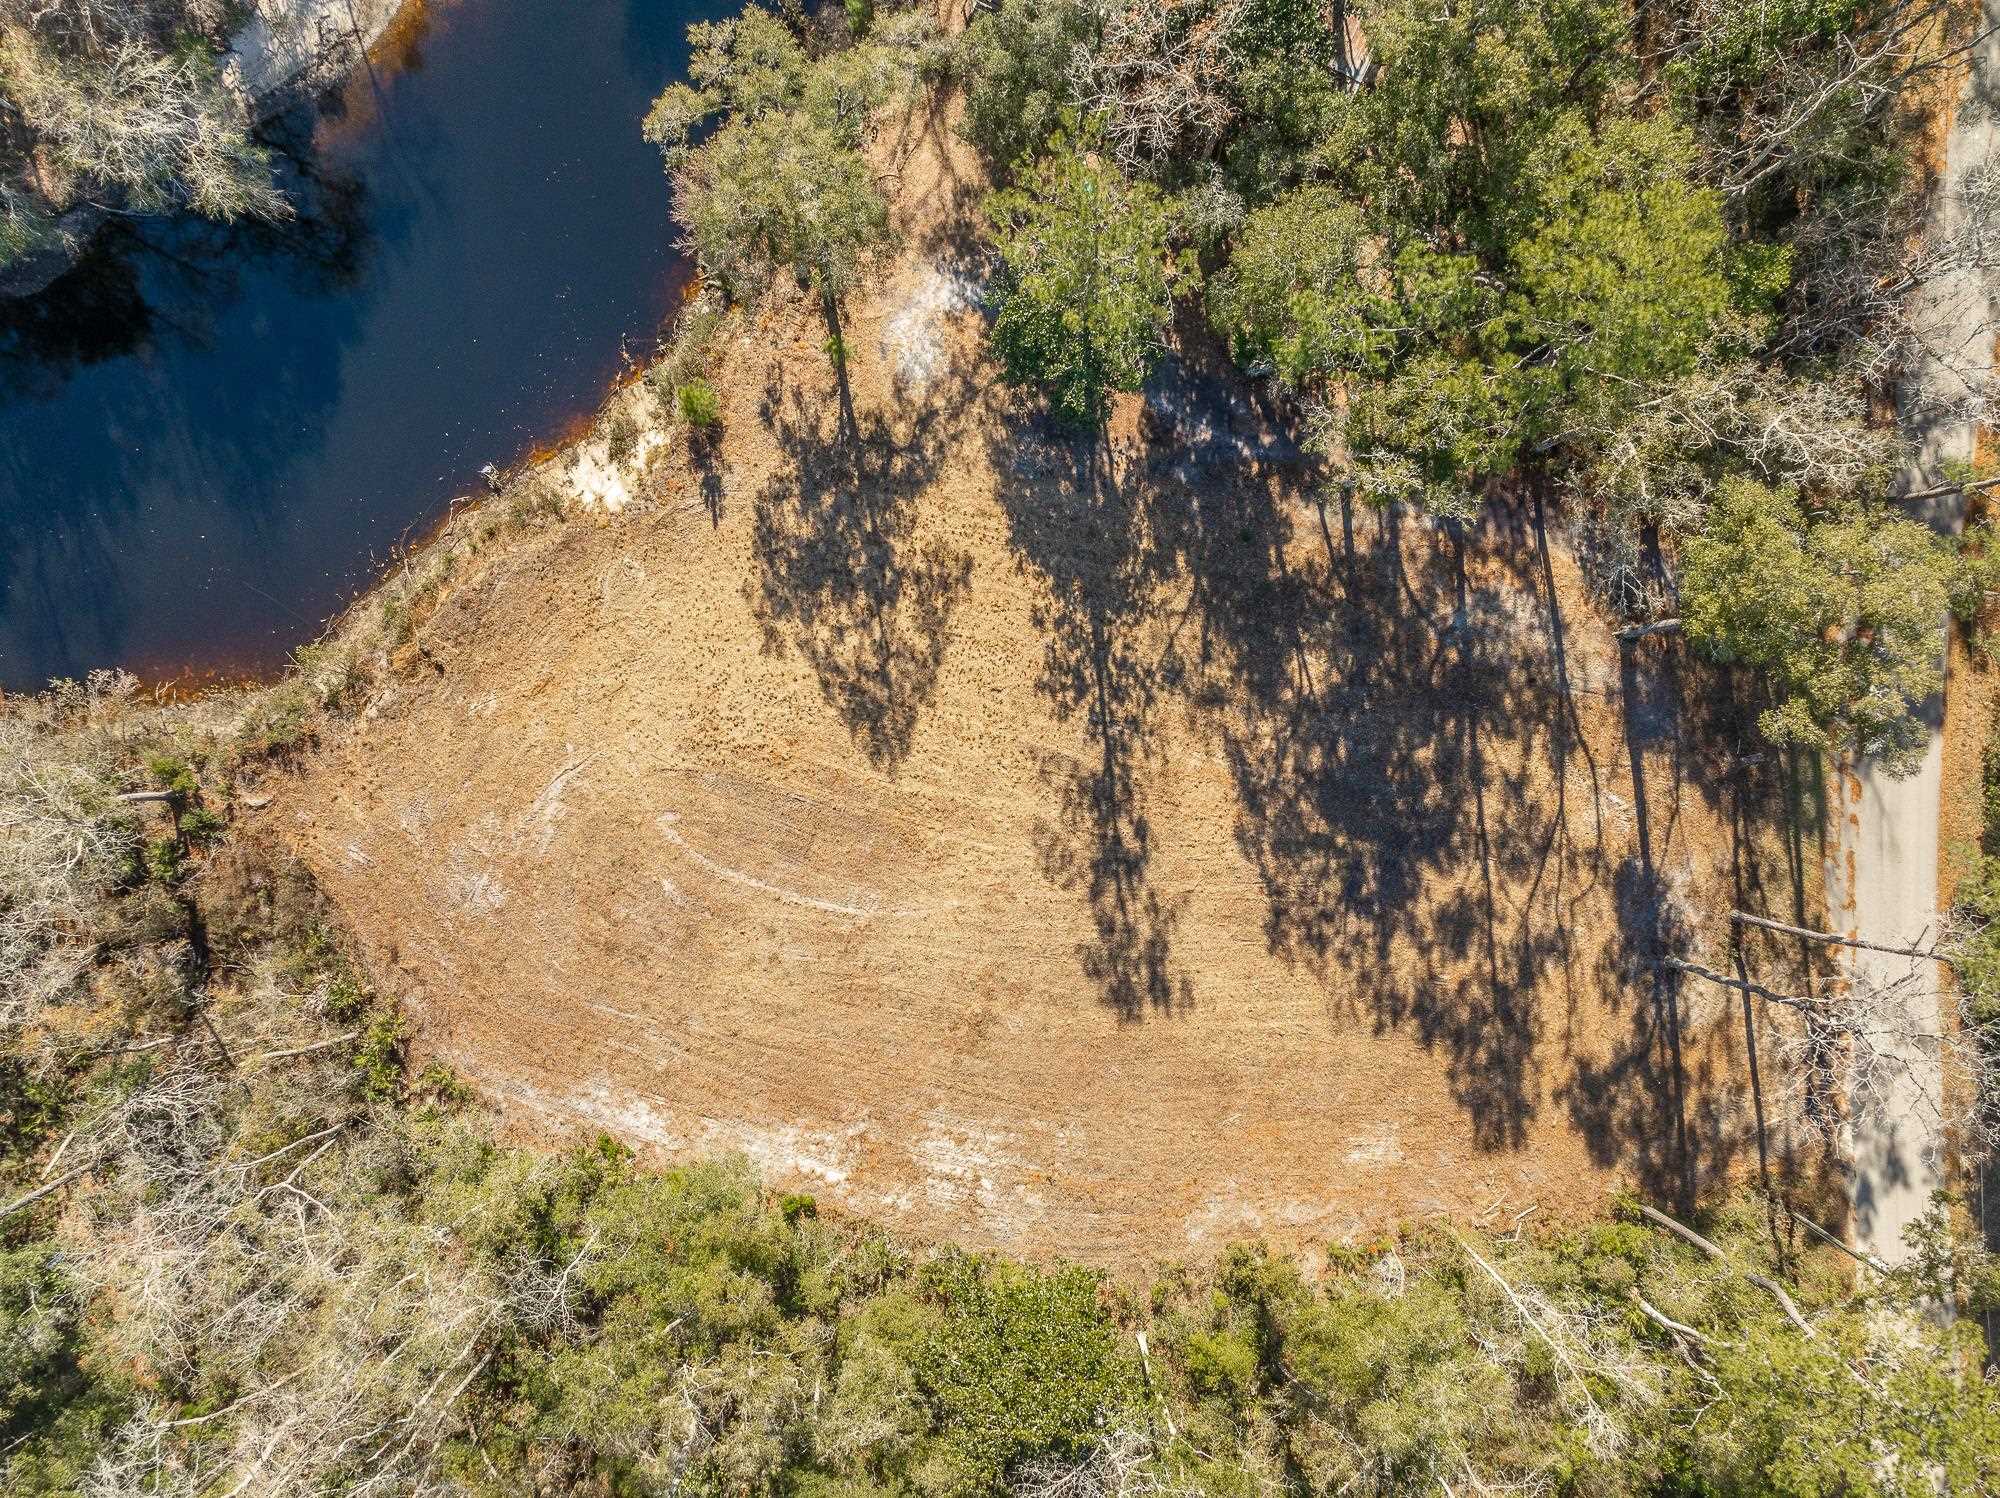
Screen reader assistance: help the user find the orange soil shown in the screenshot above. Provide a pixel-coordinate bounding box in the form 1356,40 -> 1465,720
1941,623 -> 1998,907
280,120 -> 1812,1264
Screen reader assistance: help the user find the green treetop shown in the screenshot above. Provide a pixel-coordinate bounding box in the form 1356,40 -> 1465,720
1681,478 -> 1958,771
986,126 -> 1191,428
645,6 -> 908,360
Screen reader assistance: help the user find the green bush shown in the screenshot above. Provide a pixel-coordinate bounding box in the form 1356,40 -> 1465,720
678,378 -> 722,428
910,1250 -> 1135,1487
781,1191 -> 818,1223
606,409 -> 641,466
959,0 -> 1098,173
145,754 -> 198,799
143,838 -> 182,886
352,1009 -> 409,1099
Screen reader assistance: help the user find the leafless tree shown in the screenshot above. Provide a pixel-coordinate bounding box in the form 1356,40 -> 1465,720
1571,360 -> 1909,612
1774,149 -> 2000,427
2,671 -> 154,1039
1066,0 -> 1244,174
0,0 -> 286,243
1667,949 -> 2000,1158
1012,1428 -> 1207,1498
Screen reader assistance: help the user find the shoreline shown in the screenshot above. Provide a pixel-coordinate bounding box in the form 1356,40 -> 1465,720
0,0 -> 411,301
36,303 -> 698,710
0,0 -> 688,704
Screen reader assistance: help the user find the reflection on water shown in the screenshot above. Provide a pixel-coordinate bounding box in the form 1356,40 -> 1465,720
0,0 -> 719,690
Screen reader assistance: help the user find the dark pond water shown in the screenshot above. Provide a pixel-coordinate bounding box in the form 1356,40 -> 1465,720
0,0 -> 725,691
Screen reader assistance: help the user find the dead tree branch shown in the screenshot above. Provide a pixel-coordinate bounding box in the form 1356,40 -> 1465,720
1731,910 -> 1950,966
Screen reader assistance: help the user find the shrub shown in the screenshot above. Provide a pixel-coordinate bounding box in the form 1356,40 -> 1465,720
144,754 -> 197,799
959,0 -> 1098,173
143,838 -> 182,886
780,1191 -> 818,1223
649,289 -> 727,403
606,410 -> 640,466
677,378 -> 722,429
911,1250 -> 1135,1486
352,1009 -> 409,1100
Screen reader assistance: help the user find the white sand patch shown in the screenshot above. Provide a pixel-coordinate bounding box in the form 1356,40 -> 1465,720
1342,1128 -> 1404,1167
880,266 -> 981,394
395,797 -> 435,841
508,1077 -> 869,1193
599,556 -> 650,616
440,814 -> 508,915
913,1116 -> 1048,1240
692,1117 -> 869,1188
520,752 -> 597,856
566,427 -> 668,513
493,1075 -> 687,1151
1185,1192 -> 1356,1246
230,0 -> 402,98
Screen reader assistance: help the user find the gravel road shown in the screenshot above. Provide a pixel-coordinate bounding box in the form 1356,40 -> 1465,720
1837,4 -> 1999,1266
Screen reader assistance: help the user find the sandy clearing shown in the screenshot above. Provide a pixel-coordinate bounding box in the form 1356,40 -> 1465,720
282,121 -> 1818,1264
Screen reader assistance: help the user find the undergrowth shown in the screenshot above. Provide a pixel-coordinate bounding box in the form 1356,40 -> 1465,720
3,680 -> 1999,1496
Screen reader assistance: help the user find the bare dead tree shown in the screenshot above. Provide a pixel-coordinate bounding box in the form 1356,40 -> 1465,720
0,1 -> 288,223
1667,953 -> 2000,1157
1456,1235 -> 1663,1464
503,1225 -> 601,1340
1066,0 -> 1244,174
1774,147 -> 2000,426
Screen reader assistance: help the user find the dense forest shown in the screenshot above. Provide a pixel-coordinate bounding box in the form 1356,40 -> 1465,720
649,0 -> 2000,769
9,0 -> 2000,1492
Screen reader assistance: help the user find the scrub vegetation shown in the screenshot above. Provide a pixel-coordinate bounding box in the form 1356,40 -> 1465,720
3,681 -> 1999,1495
0,0 -> 283,272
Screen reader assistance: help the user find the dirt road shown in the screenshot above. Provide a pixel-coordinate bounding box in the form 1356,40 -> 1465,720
1836,6 -> 1999,1266
1837,741 -> 1947,1264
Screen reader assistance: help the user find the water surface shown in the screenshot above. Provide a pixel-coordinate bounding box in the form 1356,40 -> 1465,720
0,0 -> 721,690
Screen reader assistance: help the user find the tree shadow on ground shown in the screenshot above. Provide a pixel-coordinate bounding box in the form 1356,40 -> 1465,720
989,410 -> 1194,1020
748,378 -> 973,773
988,324 -> 1779,1184
1560,630 -> 1799,1207
1133,333 -> 1709,1165
1176,485 -> 1579,1147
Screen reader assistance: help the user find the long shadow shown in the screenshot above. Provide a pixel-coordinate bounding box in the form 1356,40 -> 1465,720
985,325 -> 1763,1175
1183,485 -> 1575,1145
748,378 -> 973,773
1139,331 -> 1749,1160
990,409 -> 1193,1020
1562,633 -> 1787,1207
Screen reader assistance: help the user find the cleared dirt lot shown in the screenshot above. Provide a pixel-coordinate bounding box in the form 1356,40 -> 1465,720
283,133 -> 1816,1264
